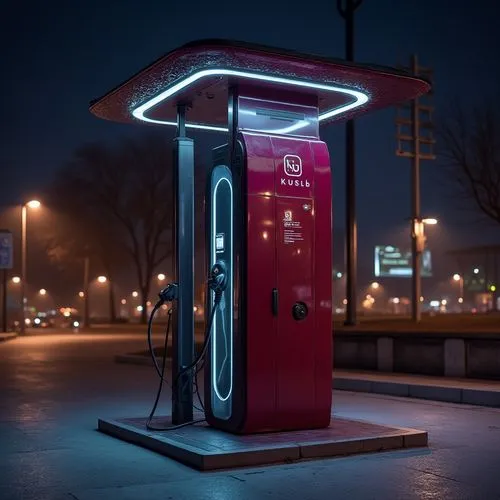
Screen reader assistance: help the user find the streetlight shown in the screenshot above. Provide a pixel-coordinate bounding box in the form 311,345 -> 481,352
370,281 -> 380,289
132,291 -> 139,298
422,218 -> 437,225
97,275 -> 107,283
411,216 -> 438,322
11,276 -> 21,284
39,288 -> 47,296
20,199 -> 41,334
157,273 -> 166,282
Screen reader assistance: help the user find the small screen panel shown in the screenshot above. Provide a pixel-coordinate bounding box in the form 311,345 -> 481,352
216,233 -> 225,252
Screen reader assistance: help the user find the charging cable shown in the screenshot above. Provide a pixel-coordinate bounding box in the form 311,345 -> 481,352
145,261 -> 227,431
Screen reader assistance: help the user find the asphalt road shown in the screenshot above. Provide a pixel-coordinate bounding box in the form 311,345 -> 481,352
1,332 -> 500,499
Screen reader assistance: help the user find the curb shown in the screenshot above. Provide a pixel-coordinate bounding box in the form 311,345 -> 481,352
0,333 -> 18,343
114,353 -> 500,409
333,377 -> 500,408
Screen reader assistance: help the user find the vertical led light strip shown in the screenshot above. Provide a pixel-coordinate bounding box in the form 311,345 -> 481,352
211,173 -> 233,407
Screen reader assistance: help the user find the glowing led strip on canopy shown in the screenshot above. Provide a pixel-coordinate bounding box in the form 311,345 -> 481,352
131,68 -> 370,132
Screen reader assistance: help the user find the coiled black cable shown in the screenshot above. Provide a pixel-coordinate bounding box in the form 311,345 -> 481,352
145,280 -> 223,431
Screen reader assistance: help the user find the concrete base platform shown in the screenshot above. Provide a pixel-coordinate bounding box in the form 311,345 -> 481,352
98,415 -> 427,471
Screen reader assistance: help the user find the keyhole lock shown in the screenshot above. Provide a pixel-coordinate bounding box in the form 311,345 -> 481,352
292,302 -> 308,321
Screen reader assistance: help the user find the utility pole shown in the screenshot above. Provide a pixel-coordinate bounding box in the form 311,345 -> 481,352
337,0 -> 363,326
1,269 -> 6,332
83,256 -> 90,329
395,55 -> 435,322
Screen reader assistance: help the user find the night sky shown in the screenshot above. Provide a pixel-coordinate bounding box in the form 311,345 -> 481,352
2,0 -> 500,302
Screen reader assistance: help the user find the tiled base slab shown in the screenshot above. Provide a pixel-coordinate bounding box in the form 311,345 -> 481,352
98,416 -> 427,471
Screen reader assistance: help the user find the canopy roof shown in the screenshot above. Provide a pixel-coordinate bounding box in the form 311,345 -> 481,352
90,39 -> 430,132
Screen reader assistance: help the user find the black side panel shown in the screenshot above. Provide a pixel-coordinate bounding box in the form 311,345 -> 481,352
205,140 -> 247,433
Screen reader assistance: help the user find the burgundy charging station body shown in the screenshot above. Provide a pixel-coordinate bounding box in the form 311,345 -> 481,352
205,86 -> 333,433
89,39 -> 431,434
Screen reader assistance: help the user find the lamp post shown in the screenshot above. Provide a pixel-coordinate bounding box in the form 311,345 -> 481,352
20,200 -> 41,334
337,0 -> 364,326
411,216 -> 437,322
453,273 -> 464,307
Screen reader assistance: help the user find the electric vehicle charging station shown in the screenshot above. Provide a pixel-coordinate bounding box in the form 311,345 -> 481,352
92,39 -> 430,463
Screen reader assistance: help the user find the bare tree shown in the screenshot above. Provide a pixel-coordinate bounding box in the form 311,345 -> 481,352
43,189 -> 124,323
440,102 -> 500,225
46,133 -> 174,323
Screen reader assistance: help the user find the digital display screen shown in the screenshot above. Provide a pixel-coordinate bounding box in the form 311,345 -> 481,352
216,233 -> 225,252
374,245 -> 432,277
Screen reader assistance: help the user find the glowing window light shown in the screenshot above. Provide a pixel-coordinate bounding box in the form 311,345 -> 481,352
132,68 -> 370,131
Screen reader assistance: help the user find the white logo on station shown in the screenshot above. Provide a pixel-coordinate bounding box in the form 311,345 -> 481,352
283,155 -> 302,177
281,154 -> 310,187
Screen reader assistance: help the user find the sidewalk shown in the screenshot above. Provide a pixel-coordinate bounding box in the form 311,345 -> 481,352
334,369 -> 500,407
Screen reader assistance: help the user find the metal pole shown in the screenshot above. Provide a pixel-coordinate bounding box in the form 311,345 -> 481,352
83,256 -> 90,328
172,103 -> 194,424
20,205 -> 27,334
494,253 -> 498,311
2,269 -> 7,332
337,0 -> 362,326
410,54 -> 421,323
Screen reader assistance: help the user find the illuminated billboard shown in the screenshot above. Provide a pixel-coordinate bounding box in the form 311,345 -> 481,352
374,245 -> 432,277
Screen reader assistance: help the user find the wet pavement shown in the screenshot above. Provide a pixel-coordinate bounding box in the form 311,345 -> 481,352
1,333 -> 500,499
